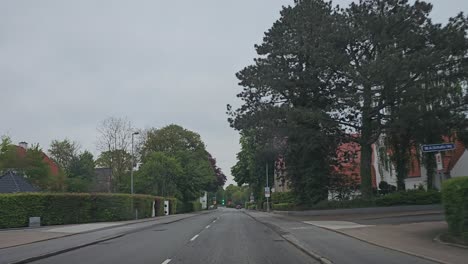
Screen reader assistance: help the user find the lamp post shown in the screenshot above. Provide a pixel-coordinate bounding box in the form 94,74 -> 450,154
131,131 -> 140,195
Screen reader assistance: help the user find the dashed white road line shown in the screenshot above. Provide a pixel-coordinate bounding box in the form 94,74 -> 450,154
190,234 -> 200,241
162,259 -> 171,264
205,225 -> 211,229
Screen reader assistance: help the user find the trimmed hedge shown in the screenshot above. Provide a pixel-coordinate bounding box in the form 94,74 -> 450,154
175,200 -> 203,213
375,189 -> 441,206
0,193 -> 162,228
272,203 -> 295,211
270,189 -> 441,211
442,177 -> 468,242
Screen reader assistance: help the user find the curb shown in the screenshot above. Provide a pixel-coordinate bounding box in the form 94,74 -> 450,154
309,224 -> 447,264
243,211 -> 333,264
7,210 -> 216,264
434,233 -> 468,249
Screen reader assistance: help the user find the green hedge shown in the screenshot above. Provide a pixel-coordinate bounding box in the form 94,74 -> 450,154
272,203 -> 295,211
293,190 -> 441,210
271,192 -> 296,204
192,201 -> 202,212
375,189 -> 441,206
0,193 -> 160,228
175,200 -> 202,213
442,177 -> 468,242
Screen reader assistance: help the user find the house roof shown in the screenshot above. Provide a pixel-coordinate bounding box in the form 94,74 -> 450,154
0,171 -> 40,193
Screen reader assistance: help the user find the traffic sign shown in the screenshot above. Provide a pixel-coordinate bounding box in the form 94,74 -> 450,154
421,143 -> 455,153
264,187 -> 271,198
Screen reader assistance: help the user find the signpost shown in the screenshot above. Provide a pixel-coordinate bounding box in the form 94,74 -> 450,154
264,187 -> 271,198
421,143 -> 456,189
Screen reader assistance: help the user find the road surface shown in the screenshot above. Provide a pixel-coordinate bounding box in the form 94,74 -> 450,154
32,208 -> 317,264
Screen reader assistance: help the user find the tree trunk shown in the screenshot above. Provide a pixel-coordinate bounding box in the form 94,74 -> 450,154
360,85 -> 374,199
395,151 -> 407,190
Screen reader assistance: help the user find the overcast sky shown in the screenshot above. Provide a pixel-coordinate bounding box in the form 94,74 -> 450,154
1,0 -> 467,186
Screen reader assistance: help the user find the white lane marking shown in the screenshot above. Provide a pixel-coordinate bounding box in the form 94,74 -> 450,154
190,234 -> 199,241
205,225 -> 211,229
162,259 -> 171,264
213,220 -> 217,223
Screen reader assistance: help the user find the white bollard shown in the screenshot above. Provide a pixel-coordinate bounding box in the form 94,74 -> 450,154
164,200 -> 169,215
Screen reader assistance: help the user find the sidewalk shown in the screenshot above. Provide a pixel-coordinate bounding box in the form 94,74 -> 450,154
245,210 -> 467,264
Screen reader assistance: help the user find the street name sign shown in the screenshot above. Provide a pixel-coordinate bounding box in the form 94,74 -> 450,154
421,143 -> 455,153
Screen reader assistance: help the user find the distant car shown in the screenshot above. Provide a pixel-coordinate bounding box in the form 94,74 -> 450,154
236,205 -> 241,209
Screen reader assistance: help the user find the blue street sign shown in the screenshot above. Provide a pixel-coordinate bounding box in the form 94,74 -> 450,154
421,143 -> 455,153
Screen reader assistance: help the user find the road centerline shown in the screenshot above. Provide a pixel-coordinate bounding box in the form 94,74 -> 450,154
190,234 -> 199,242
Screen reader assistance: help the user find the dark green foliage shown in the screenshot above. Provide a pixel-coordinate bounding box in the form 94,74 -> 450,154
375,190 -> 441,206
0,193 -> 158,228
271,192 -> 296,204
175,200 -> 202,213
142,125 -> 218,203
272,203 -> 295,211
442,177 -> 468,242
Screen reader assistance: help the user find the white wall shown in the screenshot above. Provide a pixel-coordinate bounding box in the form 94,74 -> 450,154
450,150 -> 468,178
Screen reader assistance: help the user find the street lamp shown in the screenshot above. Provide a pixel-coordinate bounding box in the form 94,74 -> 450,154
131,131 -> 140,195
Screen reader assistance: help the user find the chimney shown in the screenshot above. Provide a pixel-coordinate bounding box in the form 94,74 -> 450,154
18,141 -> 28,150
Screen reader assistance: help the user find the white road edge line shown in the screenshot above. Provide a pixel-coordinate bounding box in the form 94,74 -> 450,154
190,234 -> 200,241
162,259 -> 171,264
205,225 -> 211,229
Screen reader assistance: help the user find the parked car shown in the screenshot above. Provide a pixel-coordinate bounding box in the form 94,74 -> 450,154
236,205 -> 241,209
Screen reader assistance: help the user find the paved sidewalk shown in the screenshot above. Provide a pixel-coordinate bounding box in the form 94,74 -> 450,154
332,221 -> 468,264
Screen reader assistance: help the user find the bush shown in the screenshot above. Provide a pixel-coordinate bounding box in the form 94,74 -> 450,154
312,198 -> 376,210
271,192 -> 296,204
191,201 -> 202,212
375,189 -> 441,206
442,177 -> 468,242
272,203 -> 295,211
0,193 -> 156,228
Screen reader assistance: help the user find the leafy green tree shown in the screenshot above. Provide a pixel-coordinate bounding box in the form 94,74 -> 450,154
66,151 -> 96,192
48,139 -> 80,174
135,152 -> 183,197
142,125 -> 217,202
96,149 -> 131,192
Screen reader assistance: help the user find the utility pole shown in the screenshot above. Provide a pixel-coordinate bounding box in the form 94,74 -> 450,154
131,131 -> 139,219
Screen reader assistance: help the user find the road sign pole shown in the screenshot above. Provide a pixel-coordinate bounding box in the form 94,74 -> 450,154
266,162 -> 269,212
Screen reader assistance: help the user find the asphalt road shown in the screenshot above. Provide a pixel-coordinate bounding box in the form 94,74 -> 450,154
32,208 -> 317,264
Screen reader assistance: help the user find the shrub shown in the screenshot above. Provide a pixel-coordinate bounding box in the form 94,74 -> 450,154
271,192 -> 296,204
191,201 -> 202,212
375,189 -> 441,206
0,193 -> 157,228
272,203 -> 295,211
312,198 -> 376,210
442,177 -> 468,242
